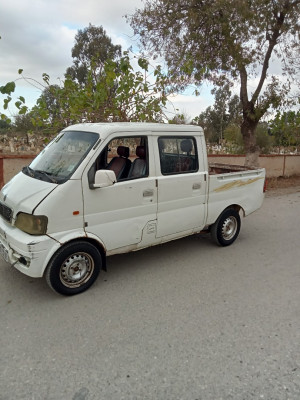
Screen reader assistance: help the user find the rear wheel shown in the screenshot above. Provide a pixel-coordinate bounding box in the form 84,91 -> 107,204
211,208 -> 241,246
45,241 -> 102,295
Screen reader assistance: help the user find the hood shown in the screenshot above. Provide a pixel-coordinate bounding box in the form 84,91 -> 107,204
0,171 -> 57,219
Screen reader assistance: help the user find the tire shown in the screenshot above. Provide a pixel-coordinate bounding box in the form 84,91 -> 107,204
210,208 -> 241,247
45,241 -> 102,296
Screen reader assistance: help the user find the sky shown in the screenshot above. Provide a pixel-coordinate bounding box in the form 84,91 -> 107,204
0,0 -> 214,121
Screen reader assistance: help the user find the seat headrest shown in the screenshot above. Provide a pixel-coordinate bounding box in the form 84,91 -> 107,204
136,146 -> 146,159
180,139 -> 193,154
117,146 -> 130,158
158,139 -> 166,151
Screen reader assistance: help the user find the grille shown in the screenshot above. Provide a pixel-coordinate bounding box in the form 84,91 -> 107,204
0,201 -> 13,223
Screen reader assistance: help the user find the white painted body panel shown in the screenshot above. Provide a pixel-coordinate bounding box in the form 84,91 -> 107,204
34,179 -> 85,235
0,215 -> 60,277
83,177 -> 157,251
0,172 -> 57,216
207,169 -> 265,224
0,122 -> 265,279
151,132 -> 208,238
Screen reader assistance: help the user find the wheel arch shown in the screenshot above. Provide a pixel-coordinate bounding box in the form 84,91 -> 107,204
210,206 -> 242,246
62,237 -> 107,271
225,204 -> 245,218
209,204 -> 245,231
44,236 -> 107,277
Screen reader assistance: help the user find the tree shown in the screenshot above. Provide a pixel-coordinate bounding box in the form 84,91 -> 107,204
1,55 -> 169,134
269,110 -> 300,147
37,85 -> 62,123
168,111 -> 191,124
193,87 -> 242,143
65,24 -> 122,86
14,113 -> 35,133
0,119 -> 11,131
0,73 -> 28,124
193,106 -> 223,143
129,0 -> 300,166
227,95 -> 243,128
28,53 -> 169,133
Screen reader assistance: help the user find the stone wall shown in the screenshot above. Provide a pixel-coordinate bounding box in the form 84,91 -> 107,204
0,134 -> 52,156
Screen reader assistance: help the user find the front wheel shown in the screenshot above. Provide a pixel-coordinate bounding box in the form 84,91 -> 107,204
210,208 -> 241,247
45,241 -> 102,295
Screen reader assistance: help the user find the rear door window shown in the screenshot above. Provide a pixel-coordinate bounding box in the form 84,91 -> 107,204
158,137 -> 198,175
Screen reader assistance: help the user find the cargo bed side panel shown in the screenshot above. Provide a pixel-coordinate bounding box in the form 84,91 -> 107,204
207,168 -> 265,225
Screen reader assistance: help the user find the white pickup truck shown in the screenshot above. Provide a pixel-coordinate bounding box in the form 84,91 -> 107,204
0,123 -> 266,295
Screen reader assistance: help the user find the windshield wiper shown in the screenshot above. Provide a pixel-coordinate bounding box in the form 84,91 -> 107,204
22,166 -> 35,178
33,170 -> 58,184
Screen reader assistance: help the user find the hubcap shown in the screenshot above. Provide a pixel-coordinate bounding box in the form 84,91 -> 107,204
60,252 -> 94,288
221,216 -> 238,240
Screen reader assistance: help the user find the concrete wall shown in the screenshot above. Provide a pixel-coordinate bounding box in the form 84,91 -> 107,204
0,154 -> 299,187
0,155 -> 35,187
284,155 -> 300,177
208,155 -> 300,178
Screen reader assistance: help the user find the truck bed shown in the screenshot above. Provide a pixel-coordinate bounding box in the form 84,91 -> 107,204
206,162 -> 266,223
208,162 -> 260,175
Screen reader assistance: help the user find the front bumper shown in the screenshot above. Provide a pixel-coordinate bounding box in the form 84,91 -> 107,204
0,217 -> 60,278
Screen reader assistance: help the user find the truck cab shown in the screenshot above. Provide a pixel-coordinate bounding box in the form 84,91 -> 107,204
0,123 -> 265,295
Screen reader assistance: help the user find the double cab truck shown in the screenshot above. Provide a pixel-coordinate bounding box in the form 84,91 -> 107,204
0,123 -> 266,295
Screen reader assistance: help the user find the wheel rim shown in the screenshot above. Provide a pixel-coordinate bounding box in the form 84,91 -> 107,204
221,216 -> 238,241
59,252 -> 95,288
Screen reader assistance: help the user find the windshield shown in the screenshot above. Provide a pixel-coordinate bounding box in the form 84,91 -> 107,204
24,130 -> 99,184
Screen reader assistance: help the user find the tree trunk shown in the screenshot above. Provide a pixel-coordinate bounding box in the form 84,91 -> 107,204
241,118 -> 260,167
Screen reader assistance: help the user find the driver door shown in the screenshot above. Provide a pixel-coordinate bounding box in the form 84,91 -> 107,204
82,134 -> 157,252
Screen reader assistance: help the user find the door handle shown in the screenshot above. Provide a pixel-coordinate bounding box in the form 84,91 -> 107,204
192,183 -> 201,190
143,189 -> 154,197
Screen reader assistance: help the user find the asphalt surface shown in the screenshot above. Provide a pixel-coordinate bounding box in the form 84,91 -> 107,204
1,189 -> 300,400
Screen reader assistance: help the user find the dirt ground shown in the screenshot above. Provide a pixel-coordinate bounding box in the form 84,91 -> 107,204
266,175 -> 300,196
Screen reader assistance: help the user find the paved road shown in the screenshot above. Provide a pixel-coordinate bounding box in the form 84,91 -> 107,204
1,190 -> 300,400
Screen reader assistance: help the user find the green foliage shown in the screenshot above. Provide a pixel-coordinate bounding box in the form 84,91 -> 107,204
254,123 -> 273,154
193,87 -> 242,143
168,113 -> 190,125
224,124 -> 243,145
129,0 -> 299,93
1,79 -> 29,123
65,24 -> 122,86
13,113 -> 35,133
1,28 -> 168,135
193,107 -> 221,143
224,122 -> 273,154
269,111 -> 300,147
0,118 -> 11,131
129,0 -> 300,163
17,52 -> 169,134
0,81 -> 16,95
0,25 -> 168,134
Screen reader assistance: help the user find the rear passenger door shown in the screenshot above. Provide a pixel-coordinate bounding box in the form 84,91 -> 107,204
155,135 -> 207,238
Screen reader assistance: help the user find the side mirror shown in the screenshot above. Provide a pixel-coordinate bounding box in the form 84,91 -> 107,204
92,170 -> 116,189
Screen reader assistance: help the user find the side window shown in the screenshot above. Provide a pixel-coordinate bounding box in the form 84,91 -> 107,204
158,136 -> 198,175
95,136 -> 148,181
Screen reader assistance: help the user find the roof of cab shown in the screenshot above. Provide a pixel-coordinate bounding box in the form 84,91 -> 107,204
63,122 -> 203,140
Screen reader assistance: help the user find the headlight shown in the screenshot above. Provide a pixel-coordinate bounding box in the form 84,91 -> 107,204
15,213 -> 48,235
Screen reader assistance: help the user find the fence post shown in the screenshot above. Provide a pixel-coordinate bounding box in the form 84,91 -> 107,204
283,155 -> 286,177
